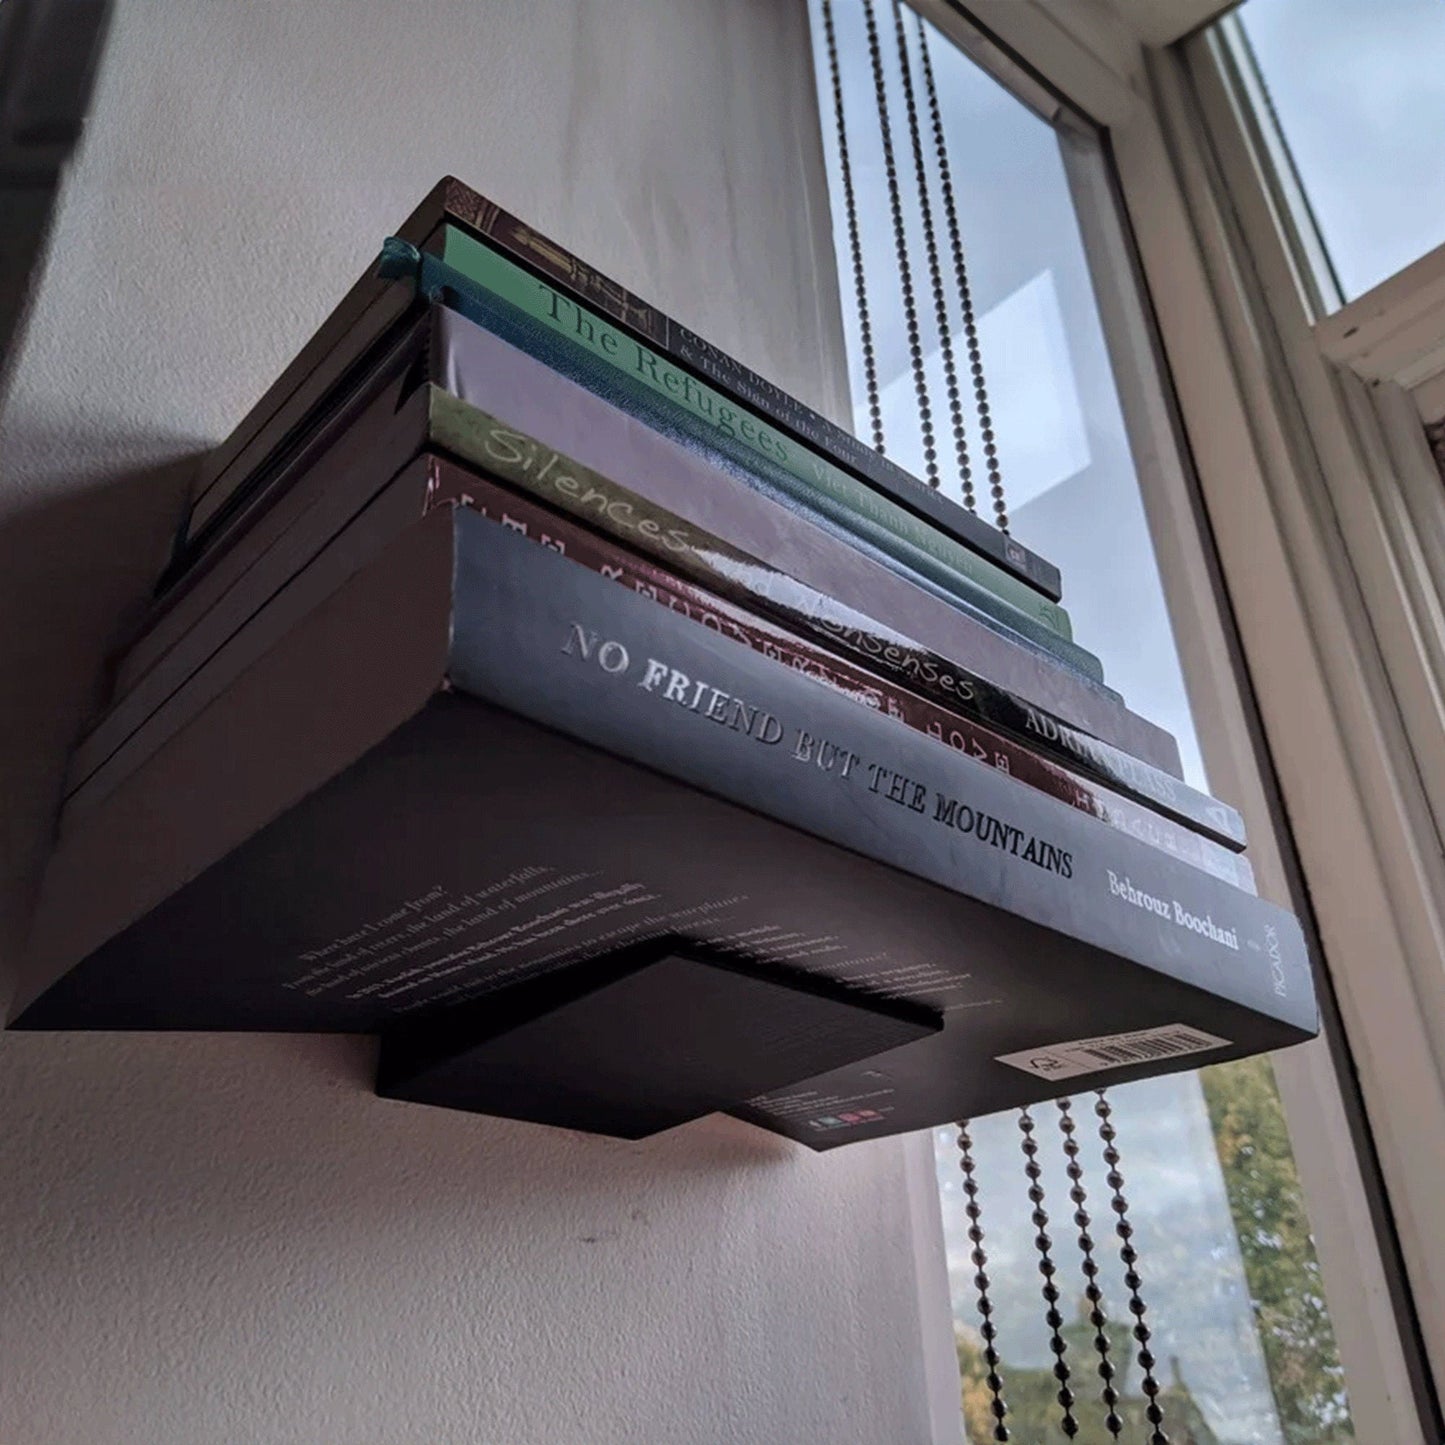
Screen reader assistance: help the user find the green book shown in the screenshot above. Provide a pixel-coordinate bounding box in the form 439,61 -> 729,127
439,223 -> 1073,641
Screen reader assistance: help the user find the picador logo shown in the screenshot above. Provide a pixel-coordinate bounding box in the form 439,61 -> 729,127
1264,922 -> 1287,998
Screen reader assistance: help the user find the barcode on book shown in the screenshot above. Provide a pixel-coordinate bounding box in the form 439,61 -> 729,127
996,1025 -> 1230,1082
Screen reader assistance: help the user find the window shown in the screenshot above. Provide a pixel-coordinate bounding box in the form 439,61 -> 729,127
1234,0 -> 1445,306
808,5 -> 1363,1438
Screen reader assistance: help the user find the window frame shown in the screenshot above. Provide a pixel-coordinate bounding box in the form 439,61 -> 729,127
901,3 -> 1442,1438
1174,20 -> 1445,1424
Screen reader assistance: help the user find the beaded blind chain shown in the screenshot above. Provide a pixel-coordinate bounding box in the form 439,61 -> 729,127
819,0 -> 885,453
824,2 -> 1012,529
914,13 -> 1008,531
956,1122 -> 1011,1442
1096,1090 -> 1170,1445
887,0 -> 974,513
961,1096 -> 1167,1443
1057,1098 -> 1125,1439
858,0 -> 940,490
1019,1107 -> 1080,1438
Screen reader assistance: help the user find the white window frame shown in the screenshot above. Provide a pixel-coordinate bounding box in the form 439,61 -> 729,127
903,3 -> 1442,1439
1172,19 -> 1445,1418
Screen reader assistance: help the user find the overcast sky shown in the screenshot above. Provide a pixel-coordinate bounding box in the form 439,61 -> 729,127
1241,0 -> 1445,300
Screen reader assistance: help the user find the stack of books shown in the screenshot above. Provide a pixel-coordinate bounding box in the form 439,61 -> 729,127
11,178 -> 1317,1148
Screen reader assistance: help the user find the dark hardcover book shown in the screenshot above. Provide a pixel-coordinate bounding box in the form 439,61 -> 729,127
182,176 -> 1062,600
70,449 -> 1254,889
15,508 -> 1315,1150
134,298 -> 1177,776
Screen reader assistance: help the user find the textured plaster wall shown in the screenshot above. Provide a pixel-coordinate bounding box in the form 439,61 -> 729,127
0,2 -> 953,1442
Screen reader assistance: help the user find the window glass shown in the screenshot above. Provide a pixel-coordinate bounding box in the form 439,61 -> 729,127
808,5 -> 1356,1438
1238,0 -> 1445,303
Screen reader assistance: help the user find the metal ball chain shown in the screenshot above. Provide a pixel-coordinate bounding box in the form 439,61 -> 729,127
1019,1107 -> 1079,1438
820,0 -> 885,454
1057,1098 -> 1124,1438
1095,1091 -> 1170,1444
957,1122 -> 1010,1441
859,0 -> 940,489
888,0 -> 973,510
915,13 -> 1010,532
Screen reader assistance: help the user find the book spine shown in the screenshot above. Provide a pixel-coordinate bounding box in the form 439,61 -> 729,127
431,457 -> 1255,892
439,181 -> 1064,601
445,507 -> 1313,1030
381,240 -> 1108,688
426,388 -> 1246,851
428,230 -> 1071,637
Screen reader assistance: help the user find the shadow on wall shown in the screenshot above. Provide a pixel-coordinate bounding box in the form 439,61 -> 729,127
0,436 -> 203,1001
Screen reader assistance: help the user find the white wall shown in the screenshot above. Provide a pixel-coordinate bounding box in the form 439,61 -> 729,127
0,3 -> 954,1441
